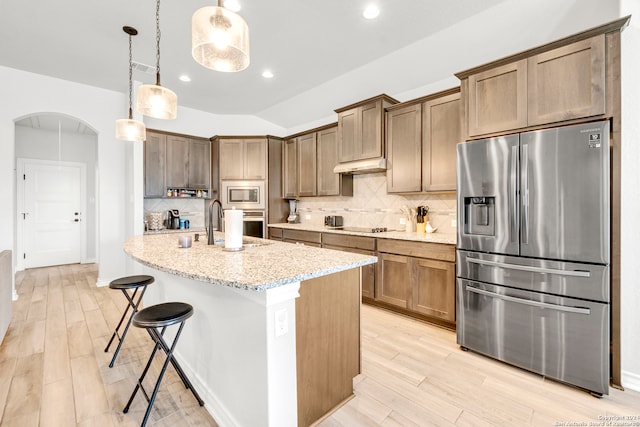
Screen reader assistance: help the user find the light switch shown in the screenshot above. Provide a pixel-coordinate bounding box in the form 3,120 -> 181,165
451,219 -> 457,228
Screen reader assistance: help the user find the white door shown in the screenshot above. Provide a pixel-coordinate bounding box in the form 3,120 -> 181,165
21,160 -> 85,268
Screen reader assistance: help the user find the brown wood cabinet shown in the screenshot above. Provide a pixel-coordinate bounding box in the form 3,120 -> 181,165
145,131 -> 211,197
459,34 -> 607,138
282,138 -> 297,198
375,239 -> 456,327
282,124 -> 353,198
218,138 -> 267,180
386,104 -> 422,193
165,135 -> 189,188
297,133 -> 317,196
144,132 -> 166,198
386,88 -> 460,194
336,94 -> 398,163
422,92 -> 462,192
282,229 -> 322,247
322,233 -> 376,301
527,35 -> 605,125
188,139 -> 210,189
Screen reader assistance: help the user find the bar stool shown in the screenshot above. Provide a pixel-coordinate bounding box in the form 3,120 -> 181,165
104,275 -> 155,368
123,302 -> 204,427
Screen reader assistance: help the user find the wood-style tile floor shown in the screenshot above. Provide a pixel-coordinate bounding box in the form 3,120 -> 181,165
1,264 -> 640,426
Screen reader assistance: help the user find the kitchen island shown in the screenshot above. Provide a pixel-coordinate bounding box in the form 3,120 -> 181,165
124,233 -> 377,427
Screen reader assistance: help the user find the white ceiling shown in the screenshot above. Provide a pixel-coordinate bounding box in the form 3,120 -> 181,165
1,0 -> 506,130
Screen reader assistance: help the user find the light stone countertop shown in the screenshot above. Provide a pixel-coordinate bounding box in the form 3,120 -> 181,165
144,227 -> 205,235
124,233 -> 377,292
268,223 -> 457,245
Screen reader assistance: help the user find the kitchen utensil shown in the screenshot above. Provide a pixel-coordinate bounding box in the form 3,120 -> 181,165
426,222 -> 437,233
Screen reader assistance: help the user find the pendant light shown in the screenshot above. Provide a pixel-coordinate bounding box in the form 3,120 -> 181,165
137,0 -> 177,119
115,26 -> 146,142
192,0 -> 250,72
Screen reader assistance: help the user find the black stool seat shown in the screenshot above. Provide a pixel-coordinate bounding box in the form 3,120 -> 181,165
109,275 -> 155,290
133,302 -> 193,328
124,301 -> 203,426
104,275 -> 155,368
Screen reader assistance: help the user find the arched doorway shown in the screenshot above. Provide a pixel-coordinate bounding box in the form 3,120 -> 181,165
14,113 -> 99,270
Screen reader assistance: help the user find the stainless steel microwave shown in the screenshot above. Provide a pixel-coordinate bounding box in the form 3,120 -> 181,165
221,180 -> 265,210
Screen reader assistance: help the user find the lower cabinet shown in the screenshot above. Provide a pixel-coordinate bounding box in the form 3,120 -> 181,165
282,229 -> 322,247
375,239 -> 456,328
321,233 -> 376,301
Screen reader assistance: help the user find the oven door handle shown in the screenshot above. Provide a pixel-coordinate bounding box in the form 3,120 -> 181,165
466,257 -> 591,278
466,285 -> 591,315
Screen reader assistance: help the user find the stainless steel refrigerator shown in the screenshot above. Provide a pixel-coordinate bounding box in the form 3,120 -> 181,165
456,120 -> 610,396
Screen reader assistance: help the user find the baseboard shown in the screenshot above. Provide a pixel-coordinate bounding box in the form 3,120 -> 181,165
173,348 -> 241,427
82,257 -> 96,264
622,370 -> 640,392
95,277 -> 111,287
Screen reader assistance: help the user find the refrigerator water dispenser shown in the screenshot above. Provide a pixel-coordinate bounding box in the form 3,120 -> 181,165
464,197 -> 495,236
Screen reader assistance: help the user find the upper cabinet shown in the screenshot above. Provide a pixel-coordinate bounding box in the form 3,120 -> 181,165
386,88 -> 461,194
282,124 -> 353,199
282,138 -> 298,198
335,94 -> 398,163
144,131 -> 211,198
297,132 -> 317,197
458,34 -> 606,138
218,138 -> 267,180
144,132 -> 166,198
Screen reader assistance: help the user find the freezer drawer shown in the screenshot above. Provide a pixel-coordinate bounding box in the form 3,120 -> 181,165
457,279 -> 609,395
457,250 -> 609,302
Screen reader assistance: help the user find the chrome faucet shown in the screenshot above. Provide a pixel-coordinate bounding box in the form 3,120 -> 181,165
207,199 -> 223,245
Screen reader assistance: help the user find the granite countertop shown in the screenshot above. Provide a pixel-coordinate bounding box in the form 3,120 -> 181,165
144,227 -> 206,235
268,223 -> 457,245
124,233 -> 377,292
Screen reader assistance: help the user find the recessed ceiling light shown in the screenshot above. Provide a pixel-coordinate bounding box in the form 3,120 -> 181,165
179,74 -> 191,82
262,70 -> 274,79
224,0 -> 241,12
363,5 -> 380,20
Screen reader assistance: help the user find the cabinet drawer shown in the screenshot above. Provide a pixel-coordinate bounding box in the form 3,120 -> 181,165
377,239 -> 455,262
268,227 -> 283,240
282,229 -> 322,244
322,233 -> 375,251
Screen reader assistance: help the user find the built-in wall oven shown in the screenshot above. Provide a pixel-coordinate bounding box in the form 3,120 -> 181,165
242,210 -> 265,239
221,180 -> 266,238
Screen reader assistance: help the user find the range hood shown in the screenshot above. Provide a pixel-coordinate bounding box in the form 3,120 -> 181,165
333,158 -> 387,174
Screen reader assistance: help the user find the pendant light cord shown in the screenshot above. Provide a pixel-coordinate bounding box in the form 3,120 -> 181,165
155,0 -> 161,86
128,32 -> 133,119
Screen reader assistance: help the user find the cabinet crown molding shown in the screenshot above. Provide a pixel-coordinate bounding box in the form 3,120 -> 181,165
454,15 -> 630,79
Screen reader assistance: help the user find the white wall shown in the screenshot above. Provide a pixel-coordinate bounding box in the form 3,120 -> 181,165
620,0 -> 640,392
15,125 -> 98,261
0,66 -> 285,291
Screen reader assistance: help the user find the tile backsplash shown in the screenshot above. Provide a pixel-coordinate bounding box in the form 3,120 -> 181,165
295,173 -> 457,234
144,198 -> 206,229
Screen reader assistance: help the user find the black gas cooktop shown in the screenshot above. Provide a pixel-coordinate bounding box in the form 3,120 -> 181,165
334,226 -> 389,233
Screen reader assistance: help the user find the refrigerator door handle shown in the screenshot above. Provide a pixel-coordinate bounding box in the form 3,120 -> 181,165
510,145 -> 518,243
466,285 -> 591,315
521,143 -> 529,244
466,257 -> 591,277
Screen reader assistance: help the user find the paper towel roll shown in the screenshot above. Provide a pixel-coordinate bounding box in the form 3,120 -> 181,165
224,209 -> 244,249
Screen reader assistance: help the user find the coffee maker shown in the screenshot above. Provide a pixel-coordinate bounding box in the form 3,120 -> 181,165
167,209 -> 180,229
287,200 -> 299,224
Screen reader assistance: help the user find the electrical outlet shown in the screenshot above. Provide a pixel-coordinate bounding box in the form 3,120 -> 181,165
451,219 -> 457,228
275,308 -> 288,337
399,218 -> 406,225
305,214 -> 311,220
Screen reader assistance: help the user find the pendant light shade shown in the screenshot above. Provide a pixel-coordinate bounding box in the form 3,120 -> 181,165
192,5 -> 250,72
116,26 -> 146,142
116,118 -> 147,141
137,0 -> 177,119
137,83 -> 177,119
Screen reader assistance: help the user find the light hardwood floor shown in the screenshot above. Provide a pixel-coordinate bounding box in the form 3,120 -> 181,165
1,264 -> 639,426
